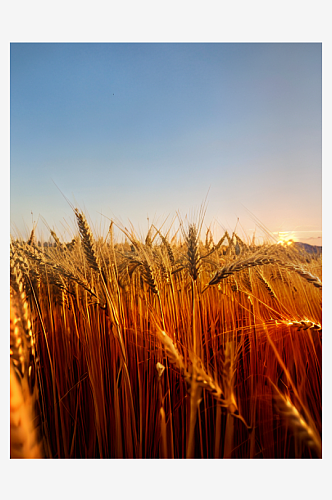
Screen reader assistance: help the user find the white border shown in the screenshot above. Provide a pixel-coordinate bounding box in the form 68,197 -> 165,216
2,2 -> 330,499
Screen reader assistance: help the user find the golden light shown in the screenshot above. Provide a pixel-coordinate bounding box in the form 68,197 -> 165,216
277,231 -> 297,246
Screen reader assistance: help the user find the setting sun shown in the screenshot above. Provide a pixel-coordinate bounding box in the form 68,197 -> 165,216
277,231 -> 297,245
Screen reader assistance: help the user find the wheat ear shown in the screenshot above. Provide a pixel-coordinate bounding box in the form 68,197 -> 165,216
209,252 -> 277,286
27,227 -> 36,246
152,225 -> 175,267
280,319 -> 322,331
271,382 -> 321,457
10,293 -> 44,458
186,224 -> 200,281
282,262 -> 322,289
157,330 -> 187,374
157,331 -> 251,429
209,253 -> 322,290
50,230 -> 66,252
74,209 -> 101,273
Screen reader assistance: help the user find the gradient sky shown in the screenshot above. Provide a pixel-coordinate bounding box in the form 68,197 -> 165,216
10,42 -> 322,244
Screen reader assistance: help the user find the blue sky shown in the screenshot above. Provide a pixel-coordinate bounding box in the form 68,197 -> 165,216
10,43 -> 322,243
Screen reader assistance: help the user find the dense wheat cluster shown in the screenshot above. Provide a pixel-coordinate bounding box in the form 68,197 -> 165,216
10,211 -> 322,458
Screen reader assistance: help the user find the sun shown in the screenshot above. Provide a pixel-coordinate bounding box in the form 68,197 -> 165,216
277,231 -> 297,246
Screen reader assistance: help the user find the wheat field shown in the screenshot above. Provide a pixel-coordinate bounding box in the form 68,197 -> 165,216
10,210 -> 322,459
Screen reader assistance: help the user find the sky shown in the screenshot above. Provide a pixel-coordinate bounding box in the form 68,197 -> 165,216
10,42 -> 322,244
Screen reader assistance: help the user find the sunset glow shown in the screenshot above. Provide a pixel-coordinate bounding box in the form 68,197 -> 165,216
277,231 -> 297,245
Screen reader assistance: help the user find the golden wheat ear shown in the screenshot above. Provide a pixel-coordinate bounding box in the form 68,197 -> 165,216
270,382 -> 321,457
10,269 -> 44,459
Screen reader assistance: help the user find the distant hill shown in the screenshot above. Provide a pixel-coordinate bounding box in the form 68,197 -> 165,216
294,241 -> 322,255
